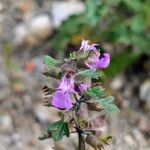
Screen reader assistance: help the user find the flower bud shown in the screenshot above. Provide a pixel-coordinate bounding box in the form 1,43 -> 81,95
87,102 -> 103,112
88,115 -> 106,130
76,103 -> 89,129
86,134 -> 104,150
61,62 -> 76,74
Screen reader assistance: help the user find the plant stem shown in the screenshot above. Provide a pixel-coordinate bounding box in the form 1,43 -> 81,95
78,131 -> 85,150
73,96 -> 85,150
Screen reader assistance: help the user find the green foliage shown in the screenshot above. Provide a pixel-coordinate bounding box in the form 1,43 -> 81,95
77,69 -> 103,79
47,120 -> 70,141
87,87 -> 119,113
43,55 -> 59,68
87,86 -> 106,100
101,96 -> 120,113
39,120 -> 70,141
105,51 -> 139,76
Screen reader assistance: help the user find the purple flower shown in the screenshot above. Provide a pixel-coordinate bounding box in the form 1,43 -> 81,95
52,91 -> 73,110
78,83 -> 88,92
86,52 -> 110,69
79,39 -> 98,52
97,53 -> 110,69
58,75 -> 75,93
52,75 -> 74,109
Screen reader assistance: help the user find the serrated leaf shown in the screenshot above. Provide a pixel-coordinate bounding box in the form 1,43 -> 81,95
87,86 -> 106,100
47,120 -> 63,132
77,69 -> 102,79
43,55 -> 59,68
53,122 -> 65,141
100,96 -> 120,113
48,121 -> 70,141
105,104 -> 120,113
63,122 -> 70,137
101,96 -> 115,104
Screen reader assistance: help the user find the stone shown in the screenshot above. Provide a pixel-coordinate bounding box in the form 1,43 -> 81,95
132,129 -> 147,147
34,104 -> 60,123
14,14 -> 52,46
29,14 -> 52,39
124,135 -> 137,148
0,114 -> 13,131
140,80 -> 150,102
51,1 -> 85,27
110,75 -> 124,90
13,23 -> 29,45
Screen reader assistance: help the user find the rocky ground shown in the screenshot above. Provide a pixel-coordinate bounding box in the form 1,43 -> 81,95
0,0 -> 150,150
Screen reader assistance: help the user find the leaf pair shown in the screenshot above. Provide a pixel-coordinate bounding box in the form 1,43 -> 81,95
86,86 -> 106,100
47,120 -> 70,141
77,69 -> 103,79
100,96 -> 120,113
87,87 -> 120,113
43,55 -> 59,68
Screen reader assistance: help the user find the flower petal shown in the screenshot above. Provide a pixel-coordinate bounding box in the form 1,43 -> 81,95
52,91 -> 73,109
80,39 -> 98,52
78,83 -> 88,92
97,53 -> 110,68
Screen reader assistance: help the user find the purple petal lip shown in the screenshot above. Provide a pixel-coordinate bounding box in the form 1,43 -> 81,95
97,53 -> 110,68
52,91 -> 73,109
86,52 -> 110,69
51,75 -> 75,110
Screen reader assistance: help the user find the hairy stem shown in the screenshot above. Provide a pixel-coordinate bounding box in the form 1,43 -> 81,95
78,130 -> 85,150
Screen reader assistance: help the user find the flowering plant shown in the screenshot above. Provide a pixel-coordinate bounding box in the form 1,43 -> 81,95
39,39 -> 120,150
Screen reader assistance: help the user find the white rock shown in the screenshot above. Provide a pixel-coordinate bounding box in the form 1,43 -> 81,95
29,14 -> 52,39
14,14 -> 52,45
34,105 -> 50,123
110,75 -> 124,90
34,104 -> 59,123
51,1 -> 85,27
14,23 -> 29,45
0,115 -> 13,131
124,135 -> 137,147
0,2 -> 3,11
140,80 -> 150,101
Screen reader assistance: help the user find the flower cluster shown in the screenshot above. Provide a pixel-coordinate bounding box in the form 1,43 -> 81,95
40,39 -> 119,150
51,39 -> 110,110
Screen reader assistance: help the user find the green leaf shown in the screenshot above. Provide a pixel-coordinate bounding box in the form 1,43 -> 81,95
101,96 -> 115,104
77,69 -> 103,79
47,120 -> 64,132
63,122 -> 70,137
53,122 -> 65,141
47,121 -> 70,141
87,86 -> 106,100
130,15 -> 146,33
101,96 -> 120,113
53,122 -> 70,141
43,55 -> 59,68
103,104 -> 120,113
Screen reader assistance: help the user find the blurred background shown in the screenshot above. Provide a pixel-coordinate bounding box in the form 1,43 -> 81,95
0,0 -> 149,150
